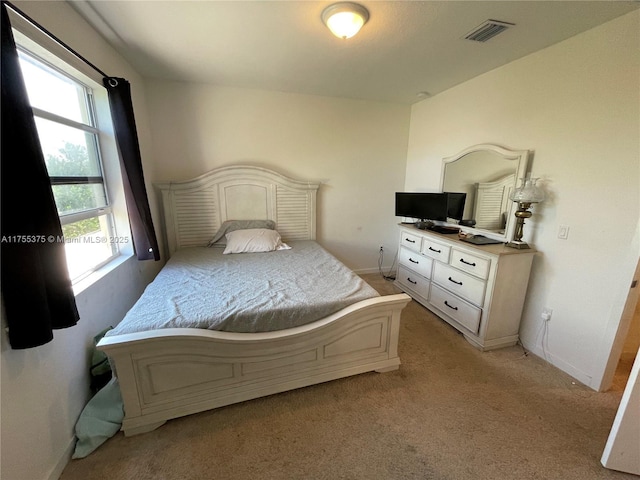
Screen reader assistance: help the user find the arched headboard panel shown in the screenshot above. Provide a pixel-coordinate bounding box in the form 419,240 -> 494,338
156,165 -> 320,257
473,173 -> 515,231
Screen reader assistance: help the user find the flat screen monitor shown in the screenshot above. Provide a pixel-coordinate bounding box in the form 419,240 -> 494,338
445,192 -> 467,221
395,192 -> 448,222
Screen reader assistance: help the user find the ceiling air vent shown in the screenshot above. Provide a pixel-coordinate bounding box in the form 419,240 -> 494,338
464,19 -> 514,43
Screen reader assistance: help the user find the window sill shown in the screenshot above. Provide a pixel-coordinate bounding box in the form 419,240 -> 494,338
72,253 -> 133,297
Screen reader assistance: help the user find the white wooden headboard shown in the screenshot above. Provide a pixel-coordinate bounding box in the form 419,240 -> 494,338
156,165 -> 320,256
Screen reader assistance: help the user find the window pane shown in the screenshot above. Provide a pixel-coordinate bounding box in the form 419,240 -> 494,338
34,117 -> 102,177
52,184 -> 107,216
62,216 -> 101,239
63,215 -> 118,281
18,51 -> 91,125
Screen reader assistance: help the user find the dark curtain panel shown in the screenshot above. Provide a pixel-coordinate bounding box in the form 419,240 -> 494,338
103,78 -> 160,261
1,3 -> 79,349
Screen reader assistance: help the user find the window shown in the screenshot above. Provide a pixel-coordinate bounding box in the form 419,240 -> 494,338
17,47 -> 122,283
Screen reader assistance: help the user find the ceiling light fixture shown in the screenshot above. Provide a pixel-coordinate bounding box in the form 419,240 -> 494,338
322,2 -> 369,39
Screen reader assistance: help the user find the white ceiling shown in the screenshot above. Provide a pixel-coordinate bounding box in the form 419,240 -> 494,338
71,1 -> 639,104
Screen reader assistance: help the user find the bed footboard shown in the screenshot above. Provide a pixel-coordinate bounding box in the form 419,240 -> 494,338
97,293 -> 410,436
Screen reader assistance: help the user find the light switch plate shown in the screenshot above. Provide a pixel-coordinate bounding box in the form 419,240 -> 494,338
558,225 -> 569,240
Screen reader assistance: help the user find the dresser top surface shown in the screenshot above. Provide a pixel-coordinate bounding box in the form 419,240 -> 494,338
398,224 -> 537,257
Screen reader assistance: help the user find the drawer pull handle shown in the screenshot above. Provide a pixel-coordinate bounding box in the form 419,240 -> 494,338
407,277 -> 417,285
409,258 -> 419,264
429,247 -> 441,253
444,301 -> 458,311
460,258 -> 476,267
448,277 -> 463,286
405,238 -> 416,244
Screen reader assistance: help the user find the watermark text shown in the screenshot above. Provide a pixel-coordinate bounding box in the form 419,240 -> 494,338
1,235 -> 130,244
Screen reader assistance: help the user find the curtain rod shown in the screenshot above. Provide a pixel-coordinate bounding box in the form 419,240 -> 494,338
3,0 -> 111,79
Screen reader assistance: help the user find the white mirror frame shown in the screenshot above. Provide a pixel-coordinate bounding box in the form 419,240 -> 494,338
441,144 -> 530,243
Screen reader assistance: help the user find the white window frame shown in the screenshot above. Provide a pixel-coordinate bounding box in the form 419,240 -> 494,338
11,21 -> 134,291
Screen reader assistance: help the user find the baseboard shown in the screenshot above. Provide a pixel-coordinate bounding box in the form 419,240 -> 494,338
353,267 -> 396,276
520,339 -> 593,388
48,436 -> 75,480
353,267 -> 379,275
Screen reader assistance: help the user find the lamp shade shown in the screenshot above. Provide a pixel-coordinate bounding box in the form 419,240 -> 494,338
322,2 -> 369,39
510,177 -> 545,203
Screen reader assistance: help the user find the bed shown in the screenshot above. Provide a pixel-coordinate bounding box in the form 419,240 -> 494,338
97,165 -> 410,436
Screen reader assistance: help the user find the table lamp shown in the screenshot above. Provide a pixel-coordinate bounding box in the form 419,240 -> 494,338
506,176 -> 545,249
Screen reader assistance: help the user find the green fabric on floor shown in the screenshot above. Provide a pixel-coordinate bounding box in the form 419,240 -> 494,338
72,378 -> 124,459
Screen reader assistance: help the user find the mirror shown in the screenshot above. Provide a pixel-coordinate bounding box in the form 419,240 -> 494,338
441,144 -> 529,242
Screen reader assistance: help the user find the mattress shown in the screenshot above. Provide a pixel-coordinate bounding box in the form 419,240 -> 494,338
107,241 -> 379,336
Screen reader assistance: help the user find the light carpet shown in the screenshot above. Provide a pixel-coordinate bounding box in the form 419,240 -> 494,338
60,274 -> 634,480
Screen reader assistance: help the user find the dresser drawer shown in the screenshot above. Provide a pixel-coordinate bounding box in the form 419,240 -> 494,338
421,238 -> 451,263
400,231 -> 422,252
433,263 -> 486,307
450,248 -> 490,279
399,247 -> 433,279
429,284 -> 481,334
397,265 -> 430,299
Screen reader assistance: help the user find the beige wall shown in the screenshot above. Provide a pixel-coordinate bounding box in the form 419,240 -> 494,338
406,11 -> 640,389
0,3 -> 162,480
144,81 -> 411,270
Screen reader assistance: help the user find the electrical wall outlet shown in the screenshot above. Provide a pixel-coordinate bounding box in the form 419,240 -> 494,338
541,308 -> 553,322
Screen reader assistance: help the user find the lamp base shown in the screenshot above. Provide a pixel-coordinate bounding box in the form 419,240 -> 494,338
506,240 -> 530,249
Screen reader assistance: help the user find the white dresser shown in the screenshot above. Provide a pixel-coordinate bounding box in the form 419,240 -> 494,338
395,225 -> 535,351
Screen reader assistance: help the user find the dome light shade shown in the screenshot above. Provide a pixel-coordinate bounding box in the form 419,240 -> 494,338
509,177 -> 545,203
322,2 -> 369,39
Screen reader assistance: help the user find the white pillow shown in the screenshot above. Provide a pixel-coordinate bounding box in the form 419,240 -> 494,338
207,219 -> 276,247
222,228 -> 290,254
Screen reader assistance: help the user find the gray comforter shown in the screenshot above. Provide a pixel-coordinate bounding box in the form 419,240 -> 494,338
107,241 -> 379,336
